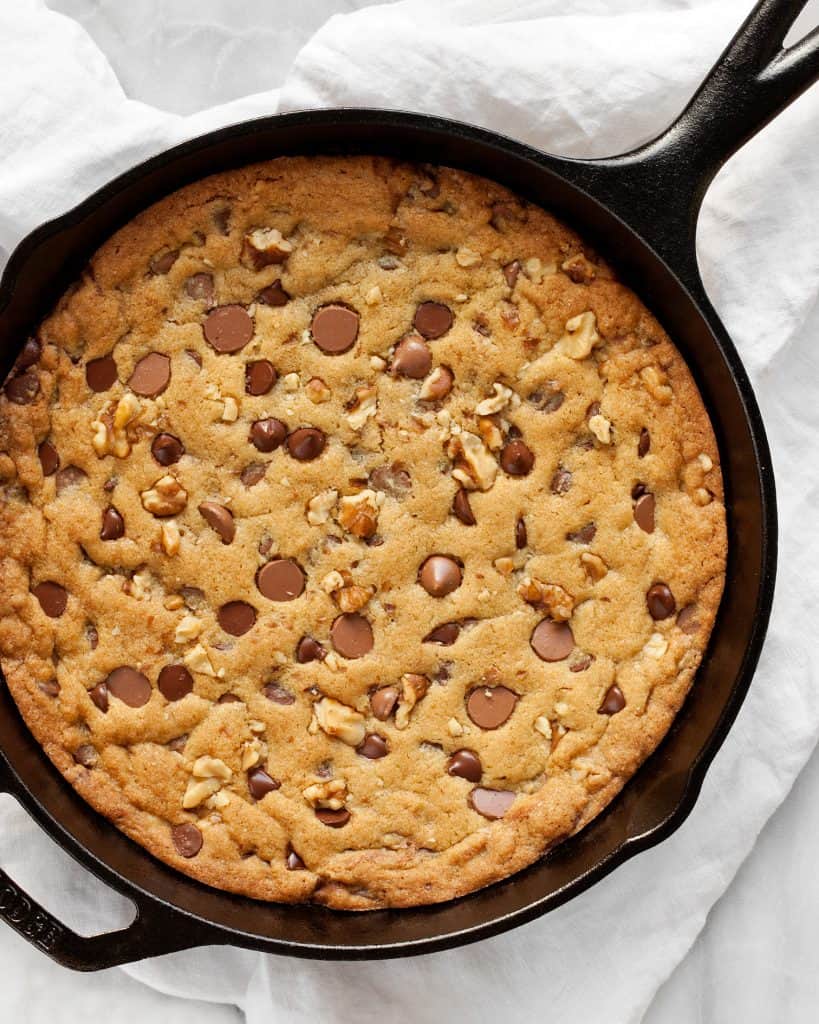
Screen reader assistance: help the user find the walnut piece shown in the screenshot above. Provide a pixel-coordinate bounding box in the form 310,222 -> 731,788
588,413 -> 613,444
560,312 -> 601,360
336,489 -> 384,539
174,614 -> 203,644
141,475 -> 188,516
303,777 -> 348,809
475,382 -> 514,416
346,385 -> 378,430
580,552 -> 608,581
644,632 -> 669,659
305,377 -> 331,403
455,246 -> 481,267
517,577 -> 574,621
183,643 -> 218,677
640,365 -> 673,404
241,227 -> 293,269
314,697 -> 366,747
395,673 -> 429,730
183,755 -> 232,809
447,430 -> 497,491
91,394 -> 142,458
306,488 -> 338,525
160,520 -> 181,555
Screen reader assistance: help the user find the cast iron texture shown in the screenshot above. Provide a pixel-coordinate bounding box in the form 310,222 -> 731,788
0,0 -> 815,969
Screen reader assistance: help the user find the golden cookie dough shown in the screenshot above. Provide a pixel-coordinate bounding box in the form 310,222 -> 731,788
0,156 -> 726,908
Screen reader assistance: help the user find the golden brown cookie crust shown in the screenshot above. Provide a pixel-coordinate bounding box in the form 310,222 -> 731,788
0,156 -> 726,909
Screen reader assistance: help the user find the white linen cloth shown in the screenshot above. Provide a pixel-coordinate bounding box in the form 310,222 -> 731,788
1,1 -> 818,1021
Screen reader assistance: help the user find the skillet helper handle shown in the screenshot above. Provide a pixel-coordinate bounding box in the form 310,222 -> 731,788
576,0 -> 819,288
0,754 -> 210,970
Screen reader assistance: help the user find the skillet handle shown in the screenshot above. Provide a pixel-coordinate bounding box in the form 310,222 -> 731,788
572,0 -> 819,289
0,754 -> 215,970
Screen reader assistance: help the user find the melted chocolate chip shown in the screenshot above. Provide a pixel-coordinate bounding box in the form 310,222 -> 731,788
567,522 -> 596,544
85,356 -> 118,392
369,463 -> 411,499
418,555 -> 462,597
286,427 -> 326,461
5,370 -> 39,405
257,280 -> 290,307
216,692 -> 242,704
647,583 -> 676,620
151,433 -> 184,466
198,502 -> 235,544
100,505 -> 124,541
469,787 -> 515,819
330,613 -> 374,659
171,823 -> 203,858
248,768 -> 281,800
217,601 -> 257,636
32,581 -> 67,618
528,386 -> 565,413
150,249 -> 178,275
38,440 -> 59,476
370,686 -> 399,720
638,427 -> 651,457
245,360 -> 277,396
158,665 -> 194,701
551,465 -> 572,495
391,335 -> 432,378
203,305 -> 254,353
423,622 -> 460,645
357,733 -> 388,759
515,517 -> 527,549
128,352 -> 171,397
250,417 -> 287,452
311,305 -> 360,354
634,492 -> 655,533
17,338 -> 41,369
73,744 -> 97,768
256,559 -> 305,601
677,605 -> 700,634
89,682 -> 108,712
240,462 -> 267,486
501,438 -> 534,476
530,619 -> 574,662
452,488 -> 476,525
106,666 -> 152,708
414,301 -> 453,339
38,679 -> 60,698
263,681 -> 296,705
503,261 -> 521,288
296,636 -> 325,663
315,808 -> 350,828
185,273 -> 215,305
599,683 -> 626,715
446,749 -> 482,782
466,686 -> 518,729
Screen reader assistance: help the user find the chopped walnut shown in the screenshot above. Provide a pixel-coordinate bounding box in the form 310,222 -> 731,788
141,475 -> 188,516
182,776 -> 221,809
346,385 -> 378,430
306,488 -> 338,525
160,520 -> 181,555
517,577 -> 574,621
475,382 -> 514,416
588,413 -> 613,444
447,430 -> 497,491
336,489 -> 384,539
241,227 -> 293,269
337,583 -> 374,614
314,697 -> 366,747
174,614 -> 203,644
561,253 -> 597,284
640,365 -> 673,404
365,285 -> 383,306
221,395 -> 239,422
241,738 -> 265,770
395,673 -> 429,730
124,571 -> 150,600
447,717 -> 464,737
306,377 -> 331,403
455,246 -> 481,267
183,755 -> 232,809
303,777 -> 348,810
644,632 -> 669,659
477,416 -> 503,450
91,394 -> 142,458
580,552 -> 608,581
560,312 -> 601,360
183,643 -> 218,677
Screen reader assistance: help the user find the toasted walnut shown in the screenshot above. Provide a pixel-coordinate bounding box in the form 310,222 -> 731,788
124,571 -> 150,600
337,583 -> 374,614
493,556 -> 516,576
523,257 -> 544,283
455,246 -> 481,268
314,697 -> 366,747
174,614 -> 203,644
160,520 -> 181,555
447,717 -> 464,737
346,385 -> 378,430
693,487 -> 713,506
164,595 -> 185,611
182,755 -> 232,809
419,365 -> 454,401
640,365 -> 673,404
365,285 -> 383,307
306,488 -> 338,525
698,453 -> 714,472
241,738 -> 265,770
644,632 -> 669,659
305,377 -> 331,404
321,570 -> 345,595
206,791 -> 230,810
517,577 -> 574,621
580,552 -> 608,581
241,227 -> 293,268
477,416 -> 503,451
91,394 -> 142,458
336,489 -> 384,539
588,413 -> 613,444
571,756 -> 612,793
561,253 -> 597,284
221,395 -> 239,422
369,355 -> 386,371
184,643 -> 217,676
182,776 -> 221,809
192,755 -> 232,781
141,475 -> 188,516
303,777 -> 348,809
475,382 -> 514,416
447,430 -> 497,491
395,673 -> 429,730
560,312 -> 601,360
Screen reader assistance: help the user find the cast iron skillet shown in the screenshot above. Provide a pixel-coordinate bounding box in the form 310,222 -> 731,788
0,0 -> 815,970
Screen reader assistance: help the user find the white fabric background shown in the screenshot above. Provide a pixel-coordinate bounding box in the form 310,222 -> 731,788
0,1 -> 818,1021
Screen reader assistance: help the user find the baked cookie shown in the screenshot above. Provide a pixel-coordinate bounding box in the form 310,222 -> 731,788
0,156 -> 726,908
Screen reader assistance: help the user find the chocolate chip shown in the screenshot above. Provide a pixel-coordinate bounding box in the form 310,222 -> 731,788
331,613 -> 373,658
38,440 -> 59,476
5,370 -> 39,404
32,581 -> 67,618
198,502 -> 235,544
17,338 -> 41,369
418,555 -> 462,598
171,823 -> 203,858
106,666 -> 151,707
203,305 -> 254,353
217,601 -> 257,635
85,356 -> 118,392
73,744 -> 97,768
503,261 -> 521,288
530,619 -> 574,662
250,417 -> 287,452
180,586 -> 205,610
631,481 -> 648,500
245,360 -> 277,396
357,734 -> 388,759
257,280 -> 290,307
446,749 -> 482,782
501,439 -> 534,476
286,427 -> 326,461
38,679 -> 60,697
151,432 -> 184,466
599,683 -> 626,715
256,559 -> 305,601
528,385 -> 565,413
515,517 -> 527,549
391,335 -> 432,378
550,465 -> 572,495
100,505 -> 124,541
452,488 -> 476,525
216,692 -> 241,704
419,364 -> 454,401
638,427 -> 651,457
248,767 -> 280,800
241,462 -> 267,486
286,847 -> 305,870
647,583 -> 676,620
86,623 -> 99,649
263,681 -> 296,705
423,621 -> 460,645
469,787 -> 515,819
213,207 -> 231,234
55,465 -> 86,494
315,808 -> 350,827
158,665 -> 194,701
311,304 -> 359,354
677,604 -> 700,634
369,463 -> 411,499
634,492 -> 655,533
185,273 -> 214,305
150,249 -> 178,275
89,682 -> 108,712
414,301 -> 453,339
466,686 -> 518,729
168,734 -> 188,753
569,652 -> 593,673
567,522 -> 596,544
370,686 -> 399,720
128,352 -> 171,397
296,636 -> 325,663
